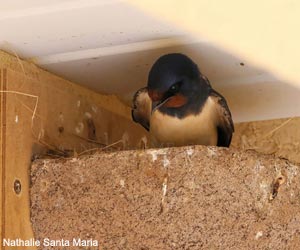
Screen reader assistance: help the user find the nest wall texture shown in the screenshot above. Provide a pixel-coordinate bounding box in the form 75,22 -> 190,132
31,146 -> 300,250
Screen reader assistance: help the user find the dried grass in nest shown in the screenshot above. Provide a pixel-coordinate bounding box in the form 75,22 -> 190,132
243,117 -> 295,153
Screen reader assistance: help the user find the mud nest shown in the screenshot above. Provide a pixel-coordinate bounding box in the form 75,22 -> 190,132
31,146 -> 300,250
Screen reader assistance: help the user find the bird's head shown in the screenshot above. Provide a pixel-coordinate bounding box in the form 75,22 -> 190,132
147,53 -> 209,113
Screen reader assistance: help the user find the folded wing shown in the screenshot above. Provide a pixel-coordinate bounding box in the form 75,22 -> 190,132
210,90 -> 234,147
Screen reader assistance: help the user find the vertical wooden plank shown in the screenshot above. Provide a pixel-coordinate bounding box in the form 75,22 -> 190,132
0,69 -> 6,250
4,69 -> 36,250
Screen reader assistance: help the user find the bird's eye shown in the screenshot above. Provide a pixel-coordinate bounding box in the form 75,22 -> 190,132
169,81 -> 181,93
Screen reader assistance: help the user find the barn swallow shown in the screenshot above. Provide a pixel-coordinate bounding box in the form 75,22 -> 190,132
132,53 -> 234,147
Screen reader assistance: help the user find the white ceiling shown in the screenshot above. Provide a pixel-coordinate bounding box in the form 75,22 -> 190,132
1,0 -> 300,123
0,0 -> 188,57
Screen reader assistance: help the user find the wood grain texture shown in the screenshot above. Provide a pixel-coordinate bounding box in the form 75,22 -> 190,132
0,69 -> 5,250
0,50 -> 131,120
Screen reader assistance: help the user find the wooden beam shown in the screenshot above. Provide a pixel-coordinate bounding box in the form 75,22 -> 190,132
0,69 -> 6,250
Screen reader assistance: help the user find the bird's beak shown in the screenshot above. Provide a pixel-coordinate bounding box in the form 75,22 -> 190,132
148,89 -> 171,114
151,100 -> 161,113
151,97 -> 171,114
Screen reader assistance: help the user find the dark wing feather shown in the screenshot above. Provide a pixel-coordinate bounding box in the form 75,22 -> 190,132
210,89 -> 234,147
131,87 -> 151,131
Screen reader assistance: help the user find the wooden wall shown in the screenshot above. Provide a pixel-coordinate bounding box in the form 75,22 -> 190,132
232,117 -> 300,164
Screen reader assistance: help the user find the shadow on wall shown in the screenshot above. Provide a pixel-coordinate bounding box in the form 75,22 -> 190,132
43,39 -> 300,123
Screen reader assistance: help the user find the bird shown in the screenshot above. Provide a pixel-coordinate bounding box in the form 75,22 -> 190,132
132,53 -> 234,148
